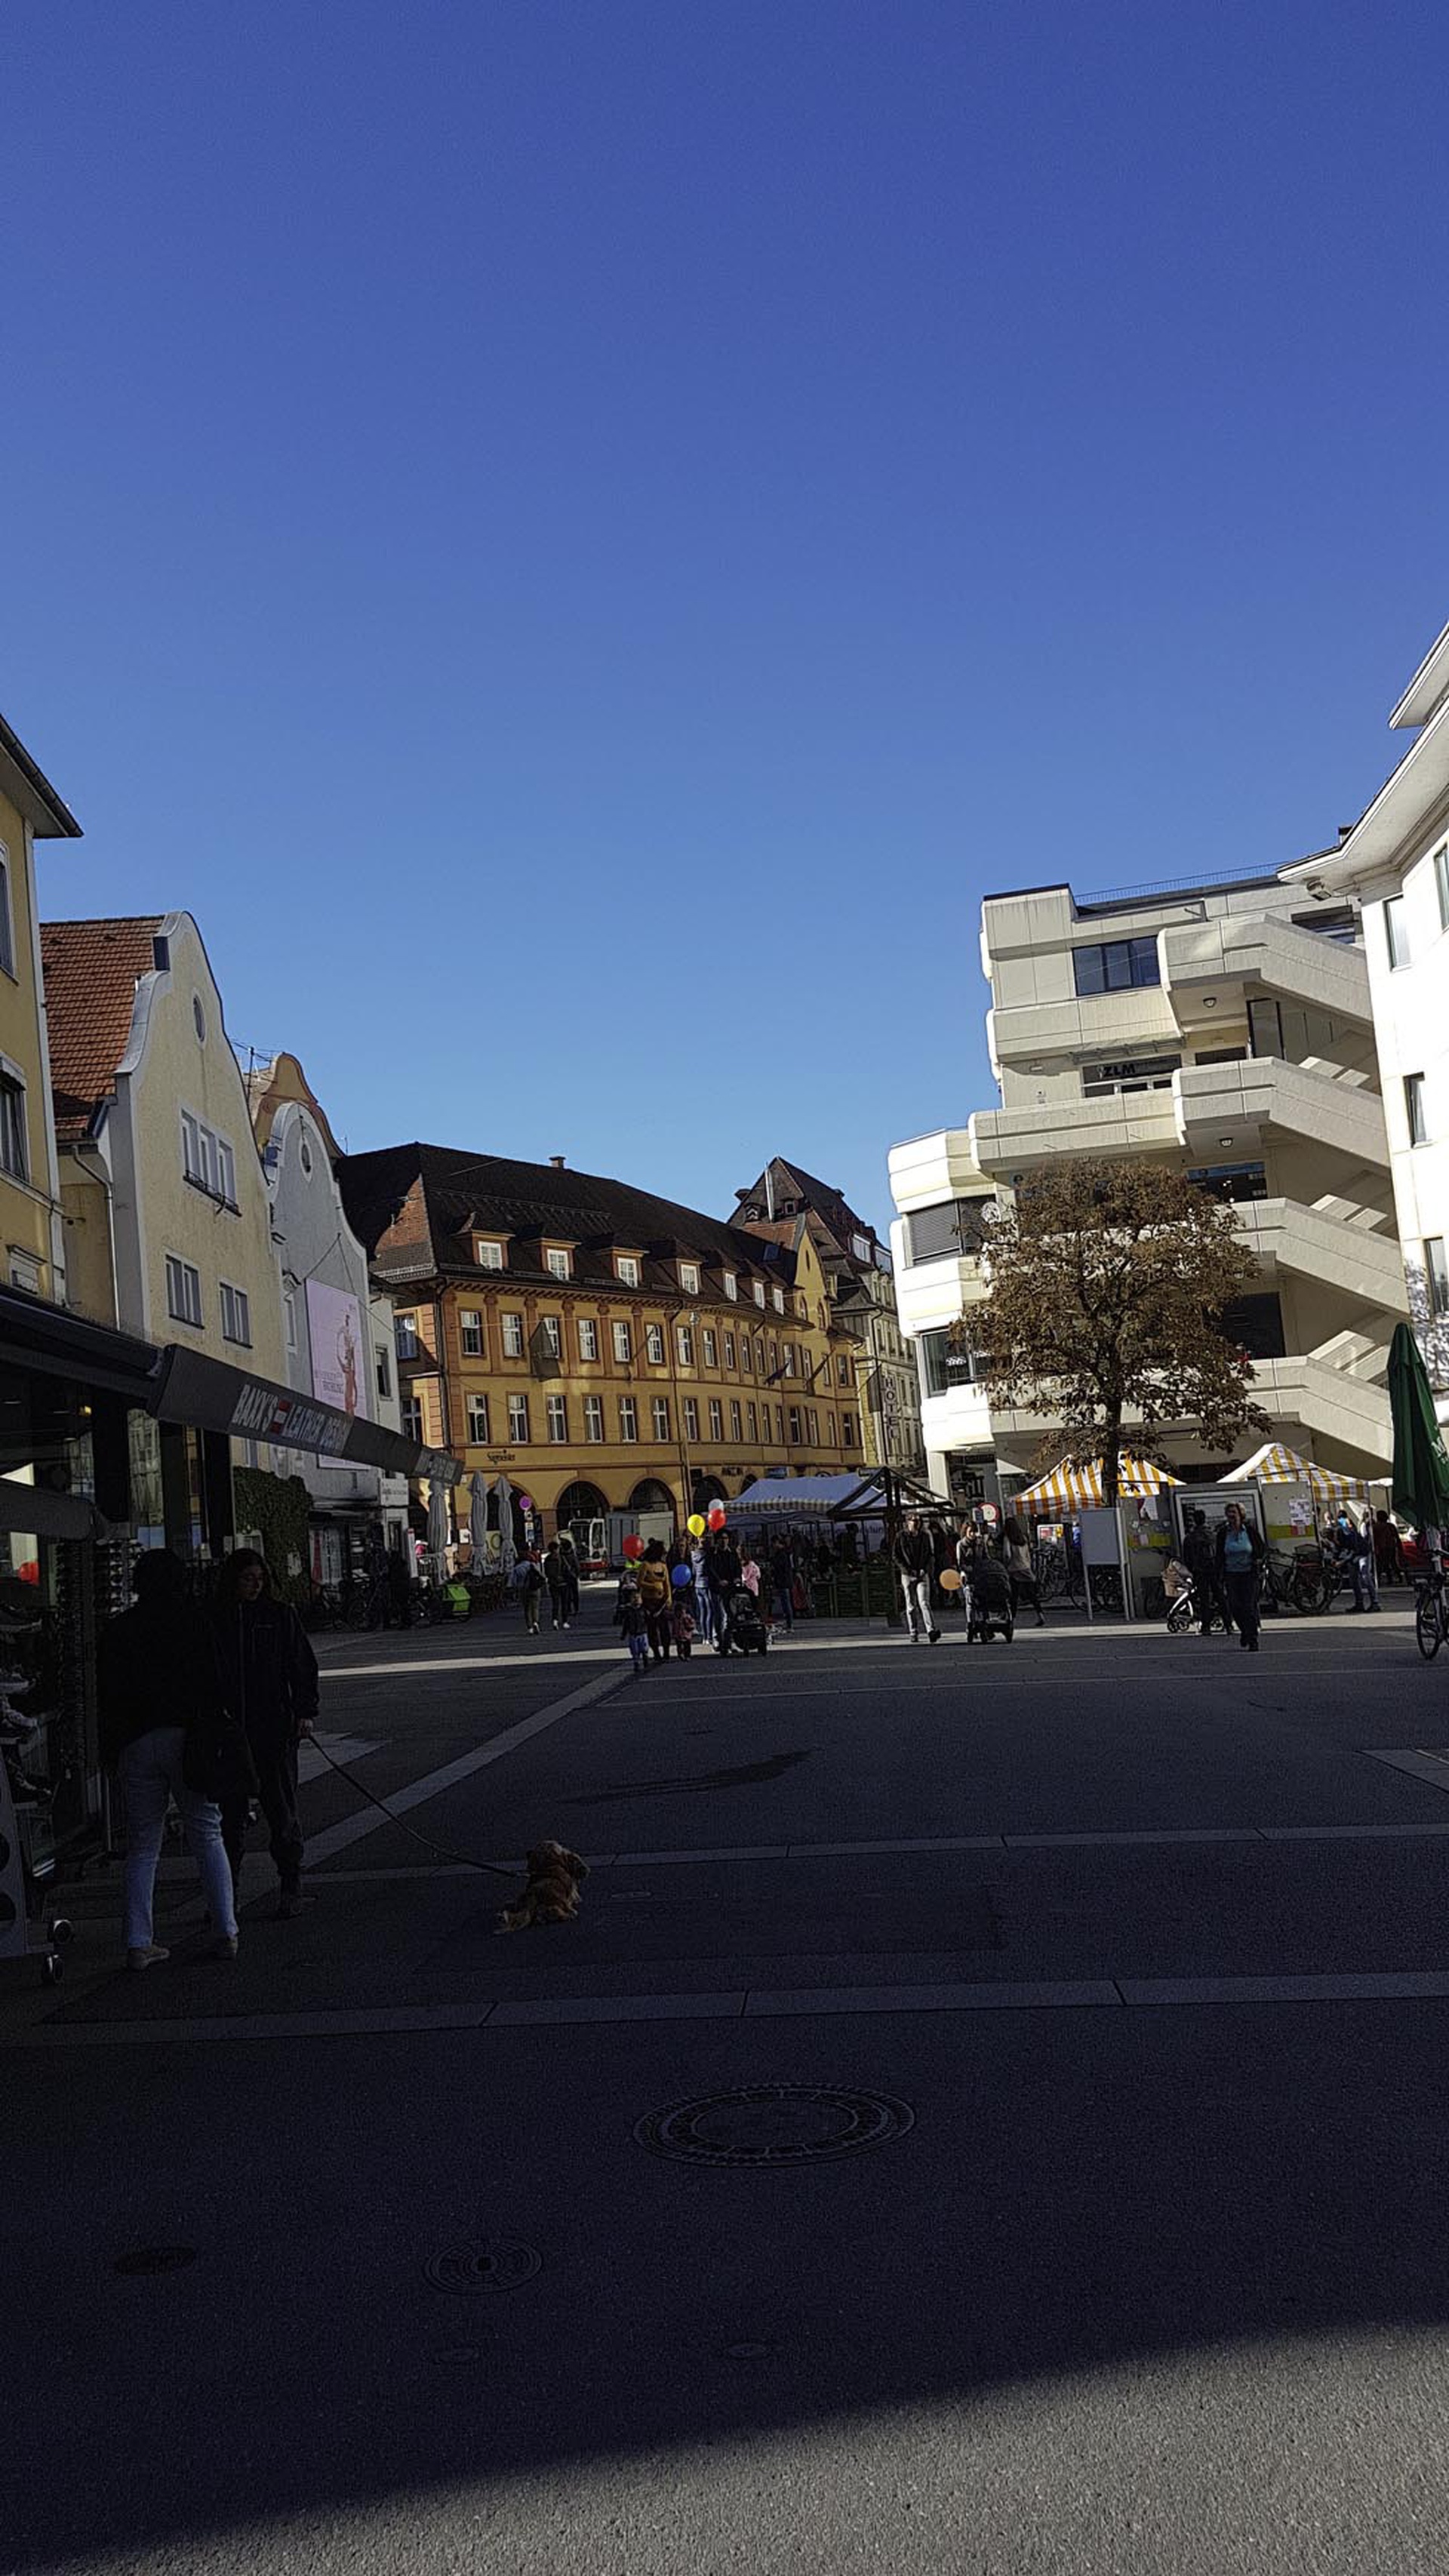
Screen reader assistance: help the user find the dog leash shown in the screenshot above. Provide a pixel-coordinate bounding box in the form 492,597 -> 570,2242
304,1733 -> 523,1879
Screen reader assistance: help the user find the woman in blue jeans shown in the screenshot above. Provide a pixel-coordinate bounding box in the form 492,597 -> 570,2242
99,1550 -> 242,1971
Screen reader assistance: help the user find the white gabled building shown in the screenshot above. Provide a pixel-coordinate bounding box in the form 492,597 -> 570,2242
1282,615 -> 1449,1421
890,865 -> 1406,1509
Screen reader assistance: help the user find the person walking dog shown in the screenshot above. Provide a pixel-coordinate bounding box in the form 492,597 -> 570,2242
100,1550 -> 248,1970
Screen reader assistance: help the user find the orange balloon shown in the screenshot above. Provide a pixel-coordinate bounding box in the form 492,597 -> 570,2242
938,1566 -> 963,1591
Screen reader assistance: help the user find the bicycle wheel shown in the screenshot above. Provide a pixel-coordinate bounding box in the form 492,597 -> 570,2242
1417,1590 -> 1444,1662
1166,1595 -> 1193,1636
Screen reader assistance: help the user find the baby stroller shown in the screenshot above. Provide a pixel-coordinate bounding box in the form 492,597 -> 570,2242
966,1554 -> 1014,1645
729,1586 -> 770,1656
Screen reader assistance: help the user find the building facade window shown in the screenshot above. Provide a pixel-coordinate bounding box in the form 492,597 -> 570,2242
165,1254 -> 203,1328
677,1325 -> 694,1368
905,1199 -> 991,1265
723,1272 -> 737,1300
1426,1239 -> 1449,1317
613,1319 -> 632,1363
578,1316 -> 599,1361
401,1396 -> 422,1442
395,1311 -> 419,1360
753,1282 -> 766,1307
508,1393 -> 530,1442
285,1290 -> 297,1353
545,1248 -> 571,1279
730,1399 -> 742,1439
1407,1073 -> 1429,1146
747,1402 -> 758,1439
709,1399 -> 724,1439
219,1282 -> 251,1346
788,1405 -> 801,1442
772,1287 -> 785,1313
540,1315 -> 562,1361
724,1331 -> 736,1370
645,1323 -> 665,1365
583,1396 -> 605,1442
180,1111 -> 236,1206
467,1393 -> 490,1442
652,1396 -> 670,1442
807,1406 -> 818,1442
917,1329 -> 982,1397
703,1328 -> 718,1367
616,1254 -> 640,1286
1081,1052 -> 1180,1099
842,1411 -> 857,1445
1386,897 -> 1411,971
1072,934 -> 1160,996
837,1353 -> 851,1384
546,1394 -> 568,1442
680,1262 -> 700,1295
828,1408 -> 837,1444
460,1308 -> 483,1356
775,1405 -> 785,1440
475,1239 -> 504,1269
783,1343 -> 796,1376
1187,1162 -> 1269,1206
375,1343 -> 390,1399
502,1311 -> 525,1357
684,1398 -> 700,1441
619,1396 -> 638,1442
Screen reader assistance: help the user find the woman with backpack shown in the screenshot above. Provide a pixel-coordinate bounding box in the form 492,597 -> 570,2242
635,1539 -> 673,1663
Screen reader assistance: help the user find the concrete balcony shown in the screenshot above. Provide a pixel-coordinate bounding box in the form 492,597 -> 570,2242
920,1380 -> 994,1457
970,1092 -> 1178,1175
1174,1057 -> 1389,1168
893,1243 -> 989,1338
1248,1355 -> 1392,1469
888,1128 -> 989,1214
1234,1197 -> 1407,1315
1161,914 -> 1371,1033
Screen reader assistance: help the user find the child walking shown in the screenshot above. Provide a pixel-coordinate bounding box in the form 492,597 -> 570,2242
670,1583 -> 697,1660
614,1576 -> 649,1677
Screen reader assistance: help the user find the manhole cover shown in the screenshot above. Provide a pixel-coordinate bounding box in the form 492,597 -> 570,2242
112,2245 -> 198,2276
424,2240 -> 541,2293
635,2084 -> 915,2168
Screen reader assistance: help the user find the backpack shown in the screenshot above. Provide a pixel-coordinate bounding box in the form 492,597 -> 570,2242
636,1560 -> 669,1610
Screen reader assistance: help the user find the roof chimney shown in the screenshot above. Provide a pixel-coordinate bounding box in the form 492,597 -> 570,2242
549,1154 -> 566,1169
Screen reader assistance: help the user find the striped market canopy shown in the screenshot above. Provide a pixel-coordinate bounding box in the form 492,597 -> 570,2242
1015,1454 -> 1182,1511
1220,1442 -> 1369,1504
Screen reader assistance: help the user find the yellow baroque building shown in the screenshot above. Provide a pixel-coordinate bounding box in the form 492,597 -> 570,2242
340,1143 -> 864,1539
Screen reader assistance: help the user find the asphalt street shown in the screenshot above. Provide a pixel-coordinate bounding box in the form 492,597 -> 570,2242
8,1585 -> 1449,2574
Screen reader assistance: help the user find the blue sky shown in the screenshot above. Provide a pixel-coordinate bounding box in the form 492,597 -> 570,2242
5,0 -> 1447,1232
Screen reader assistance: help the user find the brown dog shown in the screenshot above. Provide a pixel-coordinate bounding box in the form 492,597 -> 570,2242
497,1840 -> 589,1932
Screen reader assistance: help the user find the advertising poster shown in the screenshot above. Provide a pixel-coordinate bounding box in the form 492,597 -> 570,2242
306,1278 -> 364,1417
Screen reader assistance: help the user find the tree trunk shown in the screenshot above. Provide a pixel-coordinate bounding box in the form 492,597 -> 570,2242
1101,1414 -> 1122,1511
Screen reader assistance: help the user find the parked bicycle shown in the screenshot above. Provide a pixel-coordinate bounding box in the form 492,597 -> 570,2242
1416,1559 -> 1449,1662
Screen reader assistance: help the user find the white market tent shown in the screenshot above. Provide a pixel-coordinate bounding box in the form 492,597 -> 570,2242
1220,1442 -> 1370,1506
1015,1454 -> 1182,1512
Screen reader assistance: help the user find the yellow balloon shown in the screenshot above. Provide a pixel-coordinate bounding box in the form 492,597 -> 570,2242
687,1513 -> 707,1538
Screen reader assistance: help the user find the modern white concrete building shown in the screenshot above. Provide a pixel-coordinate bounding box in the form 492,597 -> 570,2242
1282,615 -> 1449,1420
890,867 -> 1406,1506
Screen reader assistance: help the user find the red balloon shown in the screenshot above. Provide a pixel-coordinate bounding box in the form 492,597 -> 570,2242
622,1534 -> 645,1560
707,1506 -> 727,1530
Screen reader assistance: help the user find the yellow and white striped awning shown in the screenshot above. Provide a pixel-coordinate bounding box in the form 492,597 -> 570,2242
1221,1443 -> 1368,1504
1014,1454 -> 1182,1511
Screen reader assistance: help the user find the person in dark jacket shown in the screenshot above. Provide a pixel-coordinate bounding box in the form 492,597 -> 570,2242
706,1531 -> 743,1654
1183,1510 -> 1226,1638
1215,1504 -> 1265,1652
558,1532 -> 581,1623
100,1549 -> 242,1971
894,1515 -> 940,1643
212,1550 -> 320,1916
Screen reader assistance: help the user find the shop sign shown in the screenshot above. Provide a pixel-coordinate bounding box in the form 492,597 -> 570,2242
230,1382 -> 351,1455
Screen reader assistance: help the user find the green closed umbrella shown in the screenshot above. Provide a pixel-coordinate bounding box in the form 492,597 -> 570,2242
1388,1322 -> 1449,1531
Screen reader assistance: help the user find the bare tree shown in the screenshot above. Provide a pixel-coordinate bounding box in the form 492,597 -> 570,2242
961,1159 -> 1268,1507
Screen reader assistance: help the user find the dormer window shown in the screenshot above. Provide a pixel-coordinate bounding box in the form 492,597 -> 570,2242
723,1271 -> 738,1300
752,1280 -> 766,1308
616,1254 -> 641,1286
772,1286 -> 785,1314
545,1247 -> 571,1280
475,1239 -> 504,1270
680,1261 -> 700,1296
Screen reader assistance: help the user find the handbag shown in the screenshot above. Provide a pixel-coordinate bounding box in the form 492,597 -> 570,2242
183,1707 -> 259,1804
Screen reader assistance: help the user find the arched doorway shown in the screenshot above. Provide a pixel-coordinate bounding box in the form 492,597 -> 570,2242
691,1473 -> 727,1513
555,1479 -> 609,1572
629,1478 -> 676,1518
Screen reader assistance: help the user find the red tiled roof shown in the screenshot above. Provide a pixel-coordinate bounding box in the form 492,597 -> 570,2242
40,917 -> 163,1141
